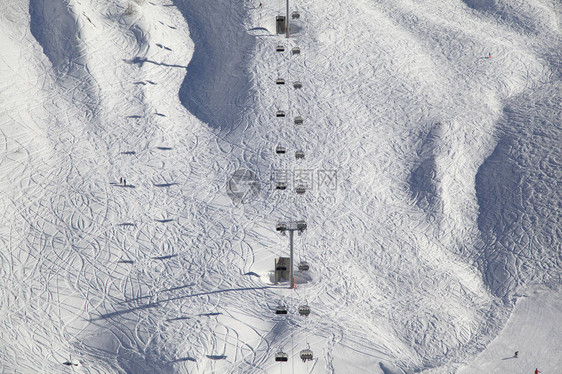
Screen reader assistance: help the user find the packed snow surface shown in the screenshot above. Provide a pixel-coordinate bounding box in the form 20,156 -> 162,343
0,0 -> 560,373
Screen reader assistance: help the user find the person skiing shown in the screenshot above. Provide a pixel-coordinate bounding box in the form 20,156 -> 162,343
535,369 -> 540,374
514,351 -> 519,358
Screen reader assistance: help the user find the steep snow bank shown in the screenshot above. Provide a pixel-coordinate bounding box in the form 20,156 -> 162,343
475,81 -> 561,299
173,0 -> 256,132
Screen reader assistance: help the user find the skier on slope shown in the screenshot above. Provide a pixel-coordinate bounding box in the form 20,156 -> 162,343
514,351 -> 519,358
535,369 -> 540,374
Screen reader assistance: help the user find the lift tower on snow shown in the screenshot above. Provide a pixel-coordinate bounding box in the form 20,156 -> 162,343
285,0 -> 290,38
276,221 -> 307,288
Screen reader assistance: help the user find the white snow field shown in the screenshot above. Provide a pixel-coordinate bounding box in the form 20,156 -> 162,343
0,0 -> 560,373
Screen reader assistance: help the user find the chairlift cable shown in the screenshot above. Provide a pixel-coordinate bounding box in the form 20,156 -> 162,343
292,326 -> 295,374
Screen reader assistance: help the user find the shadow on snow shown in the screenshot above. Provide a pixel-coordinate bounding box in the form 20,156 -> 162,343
171,0 -> 256,132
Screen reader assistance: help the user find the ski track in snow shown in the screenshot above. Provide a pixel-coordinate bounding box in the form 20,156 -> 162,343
0,0 -> 560,373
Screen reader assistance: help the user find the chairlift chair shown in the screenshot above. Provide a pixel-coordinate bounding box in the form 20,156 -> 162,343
276,110 -> 286,117
292,47 -> 301,55
276,223 -> 288,232
276,78 -> 285,85
292,11 -> 300,19
276,16 -> 286,34
276,305 -> 288,315
276,146 -> 286,154
294,116 -> 303,125
295,151 -> 305,160
276,182 -> 287,190
300,348 -> 313,362
298,304 -> 311,316
293,81 -> 302,89
276,45 -> 285,52
296,186 -> 306,195
296,221 -> 307,231
298,261 -> 309,271
275,351 -> 289,361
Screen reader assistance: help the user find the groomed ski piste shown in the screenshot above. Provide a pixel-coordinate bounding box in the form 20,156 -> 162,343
0,0 -> 560,373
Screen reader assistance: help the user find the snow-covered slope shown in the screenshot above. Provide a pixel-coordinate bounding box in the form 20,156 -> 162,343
459,286 -> 562,374
0,0 -> 560,373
